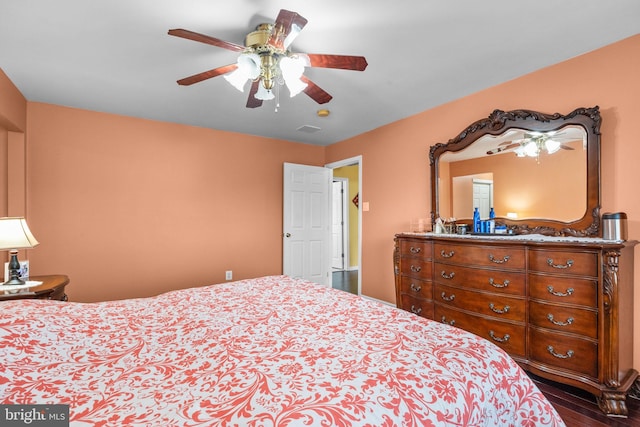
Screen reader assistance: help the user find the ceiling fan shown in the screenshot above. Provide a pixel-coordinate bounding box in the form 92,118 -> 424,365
168,9 -> 368,108
486,131 -> 576,157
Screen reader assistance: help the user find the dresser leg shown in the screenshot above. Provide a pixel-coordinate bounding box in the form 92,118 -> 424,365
597,391 -> 629,417
629,378 -> 640,400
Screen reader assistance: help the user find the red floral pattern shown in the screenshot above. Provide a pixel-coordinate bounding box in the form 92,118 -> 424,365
0,276 -> 565,426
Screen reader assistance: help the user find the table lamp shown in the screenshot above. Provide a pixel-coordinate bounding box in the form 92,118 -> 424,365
0,217 -> 39,286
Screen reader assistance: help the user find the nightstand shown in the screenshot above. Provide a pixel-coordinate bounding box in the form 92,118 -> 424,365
0,275 -> 70,301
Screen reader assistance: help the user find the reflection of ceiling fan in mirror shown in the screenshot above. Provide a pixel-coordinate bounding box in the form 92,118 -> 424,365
168,9 -> 368,108
486,131 -> 576,157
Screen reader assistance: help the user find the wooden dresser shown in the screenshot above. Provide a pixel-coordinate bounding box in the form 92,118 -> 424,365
394,233 -> 637,416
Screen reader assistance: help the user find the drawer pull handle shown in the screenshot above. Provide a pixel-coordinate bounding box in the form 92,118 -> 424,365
489,303 -> 510,314
547,314 -> 574,327
547,258 -> 574,269
489,254 -> 511,264
410,305 -> 422,315
440,292 -> 455,302
410,283 -> 422,292
409,246 -> 422,254
441,316 -> 455,326
440,270 -> 455,280
489,278 -> 510,288
410,265 -> 422,273
547,345 -> 574,359
547,286 -> 574,297
440,249 -> 455,258
489,330 -> 510,343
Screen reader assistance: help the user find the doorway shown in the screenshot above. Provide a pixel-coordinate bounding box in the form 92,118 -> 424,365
326,156 -> 362,296
472,179 -> 493,218
332,178 -> 349,270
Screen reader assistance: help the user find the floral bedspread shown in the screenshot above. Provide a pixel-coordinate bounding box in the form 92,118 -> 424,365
0,275 -> 565,426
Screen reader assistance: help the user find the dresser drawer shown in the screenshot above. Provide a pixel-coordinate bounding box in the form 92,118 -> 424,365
400,258 -> 432,280
435,305 -> 526,357
434,262 -> 526,296
529,249 -> 598,277
398,276 -> 432,300
529,274 -> 597,307
529,301 -> 597,339
529,327 -> 598,379
434,243 -> 525,270
435,283 -> 525,322
399,294 -> 434,319
400,239 -> 432,258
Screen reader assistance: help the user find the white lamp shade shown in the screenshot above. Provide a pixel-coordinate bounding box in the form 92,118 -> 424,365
285,77 -> 308,97
280,56 -> 308,97
0,217 -> 39,250
237,53 -> 261,80
545,138 -> 561,154
280,56 -> 306,80
255,80 -> 275,100
223,69 -> 249,92
523,141 -> 539,157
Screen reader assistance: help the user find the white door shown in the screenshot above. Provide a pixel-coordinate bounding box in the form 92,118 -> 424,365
472,179 -> 493,218
331,179 -> 348,270
283,163 -> 332,287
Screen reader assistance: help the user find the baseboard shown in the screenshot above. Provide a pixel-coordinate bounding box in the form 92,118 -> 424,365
360,294 -> 395,307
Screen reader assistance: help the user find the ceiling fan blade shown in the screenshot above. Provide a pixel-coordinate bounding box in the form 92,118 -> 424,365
487,143 -> 519,155
168,29 -> 245,52
246,80 -> 263,108
305,54 -> 368,71
559,144 -> 575,150
268,9 -> 308,50
177,64 -> 238,86
301,76 -> 332,104
499,139 -> 520,146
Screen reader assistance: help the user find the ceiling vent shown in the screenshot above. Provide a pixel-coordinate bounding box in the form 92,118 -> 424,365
297,125 -> 321,133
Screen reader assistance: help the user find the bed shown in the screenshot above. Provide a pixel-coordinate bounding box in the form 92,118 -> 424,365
1,275 -> 565,426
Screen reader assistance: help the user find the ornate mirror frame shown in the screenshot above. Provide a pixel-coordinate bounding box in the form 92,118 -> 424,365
429,106 -> 601,237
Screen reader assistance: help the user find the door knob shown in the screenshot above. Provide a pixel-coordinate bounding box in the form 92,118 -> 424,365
285,233 -> 291,238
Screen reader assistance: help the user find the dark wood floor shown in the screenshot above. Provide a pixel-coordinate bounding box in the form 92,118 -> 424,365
332,270 -> 640,425
532,374 -> 640,426
332,270 -> 358,295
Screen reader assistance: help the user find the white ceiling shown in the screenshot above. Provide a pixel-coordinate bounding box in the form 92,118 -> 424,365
1,1 -> 639,146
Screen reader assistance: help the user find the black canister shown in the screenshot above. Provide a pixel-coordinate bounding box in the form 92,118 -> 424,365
602,212 -> 627,241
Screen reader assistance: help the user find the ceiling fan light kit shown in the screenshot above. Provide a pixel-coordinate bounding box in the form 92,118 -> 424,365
486,130 -> 575,161
169,9 -> 367,109
513,134 -> 563,158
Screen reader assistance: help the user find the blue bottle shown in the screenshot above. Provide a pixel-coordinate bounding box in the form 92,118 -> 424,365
473,207 -> 480,233
489,207 -> 496,233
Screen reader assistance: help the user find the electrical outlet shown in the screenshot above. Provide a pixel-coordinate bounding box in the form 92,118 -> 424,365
225,270 -> 232,281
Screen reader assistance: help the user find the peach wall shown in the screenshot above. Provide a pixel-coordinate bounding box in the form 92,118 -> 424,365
0,129 -> 7,216
26,103 -> 323,302
445,144 -> 585,220
0,70 -> 27,257
326,34 -> 640,367
0,69 -> 26,132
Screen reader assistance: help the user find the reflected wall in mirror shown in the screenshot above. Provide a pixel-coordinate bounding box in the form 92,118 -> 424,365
430,107 -> 601,236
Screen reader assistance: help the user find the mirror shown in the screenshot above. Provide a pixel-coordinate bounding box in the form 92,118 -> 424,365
430,107 -> 601,236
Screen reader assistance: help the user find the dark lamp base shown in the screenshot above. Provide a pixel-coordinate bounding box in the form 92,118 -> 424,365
3,251 -> 26,286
